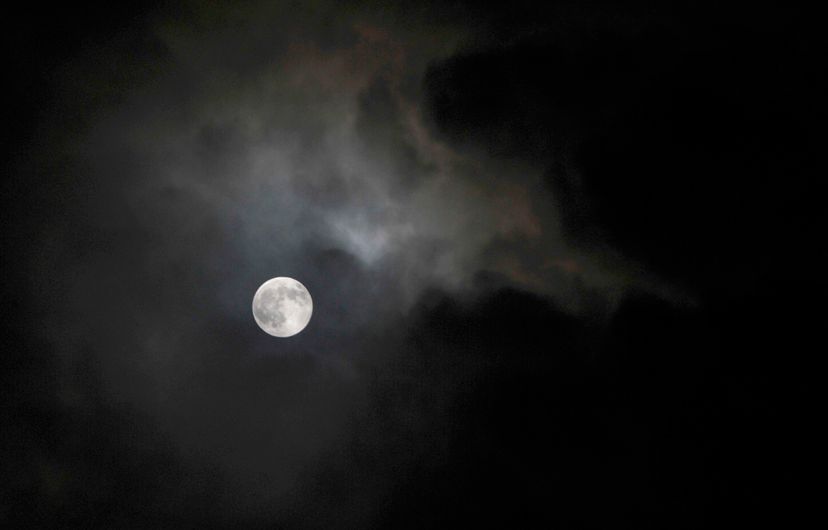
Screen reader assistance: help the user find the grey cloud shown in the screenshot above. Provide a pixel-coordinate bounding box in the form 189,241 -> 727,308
20,1 -> 608,519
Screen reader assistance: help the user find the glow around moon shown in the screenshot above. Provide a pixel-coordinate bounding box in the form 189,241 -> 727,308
252,277 -> 313,337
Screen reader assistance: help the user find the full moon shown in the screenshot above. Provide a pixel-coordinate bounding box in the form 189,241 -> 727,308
252,277 -> 313,337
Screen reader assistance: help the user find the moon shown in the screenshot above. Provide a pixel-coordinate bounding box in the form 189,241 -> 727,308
252,277 -> 313,337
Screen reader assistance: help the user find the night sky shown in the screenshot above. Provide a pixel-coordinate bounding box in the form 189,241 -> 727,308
2,1 -> 823,528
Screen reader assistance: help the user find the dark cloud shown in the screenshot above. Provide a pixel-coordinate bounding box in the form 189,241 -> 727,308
423,1 -> 826,295
275,281 -> 819,528
2,1 -> 822,527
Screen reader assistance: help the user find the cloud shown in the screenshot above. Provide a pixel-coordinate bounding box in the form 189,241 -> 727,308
421,3 -> 825,296
12,1 -> 595,520
5,1 -> 822,527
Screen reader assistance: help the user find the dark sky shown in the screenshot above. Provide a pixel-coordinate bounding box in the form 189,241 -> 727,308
2,1 -> 823,528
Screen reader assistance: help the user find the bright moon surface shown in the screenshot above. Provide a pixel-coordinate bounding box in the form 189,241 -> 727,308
252,277 -> 313,337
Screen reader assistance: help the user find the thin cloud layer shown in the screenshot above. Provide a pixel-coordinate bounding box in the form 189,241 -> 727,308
18,2 -> 598,518
4,1 -> 822,527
